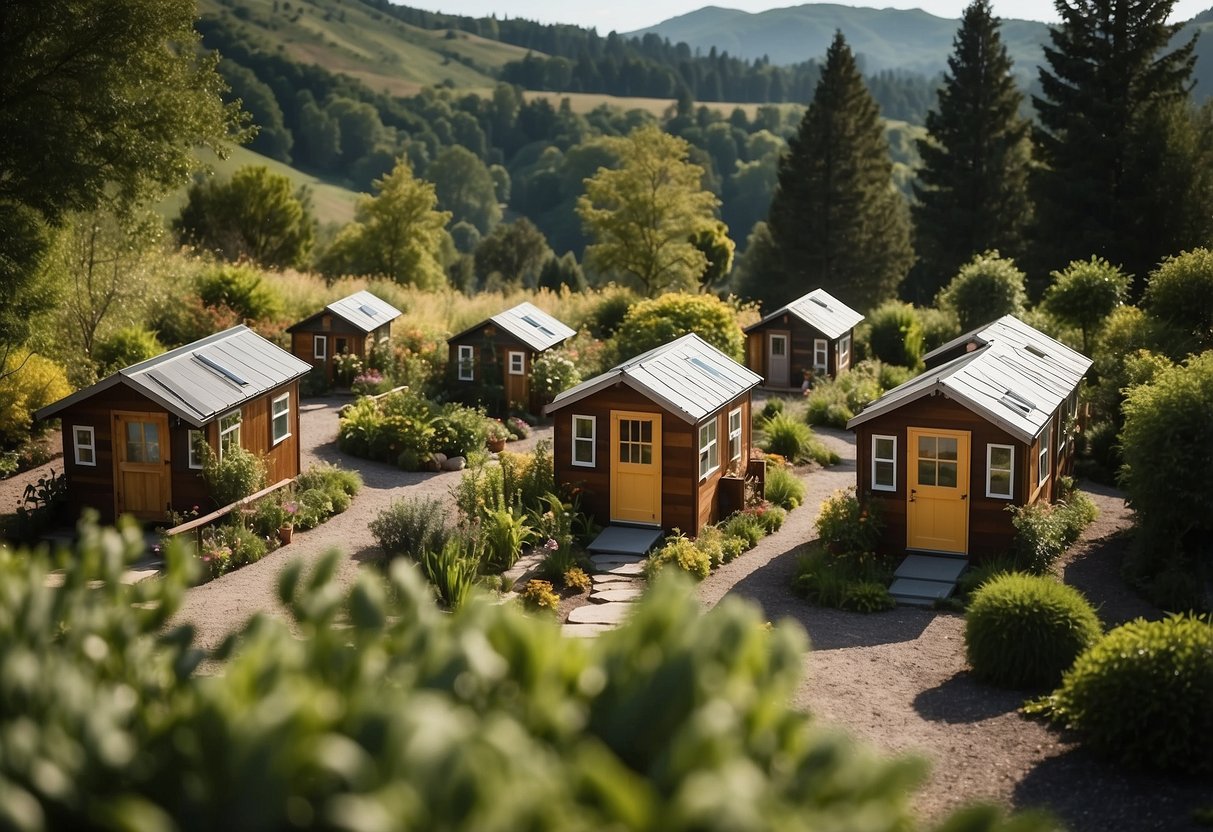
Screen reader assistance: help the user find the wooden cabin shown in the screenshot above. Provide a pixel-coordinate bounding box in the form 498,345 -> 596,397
744,289 -> 864,388
546,334 -> 762,537
846,316 -> 1091,560
287,290 -> 401,383
447,302 -> 575,414
35,326 -> 312,524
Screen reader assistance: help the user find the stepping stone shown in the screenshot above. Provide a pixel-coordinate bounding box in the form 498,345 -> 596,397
567,603 -> 632,625
601,561 -> 645,577
562,623 -> 612,638
590,573 -> 637,586
590,553 -> 644,568
590,587 -> 643,603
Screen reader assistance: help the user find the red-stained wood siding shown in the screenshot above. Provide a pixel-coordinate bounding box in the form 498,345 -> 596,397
290,314 -> 387,382
746,315 -> 852,386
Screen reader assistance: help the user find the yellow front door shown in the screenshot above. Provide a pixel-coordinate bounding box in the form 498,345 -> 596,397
907,427 -> 970,554
610,411 -> 662,526
113,411 -> 171,520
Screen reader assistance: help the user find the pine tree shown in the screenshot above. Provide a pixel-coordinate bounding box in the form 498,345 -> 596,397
1032,0 -> 1200,296
909,0 -> 1032,304
766,32 -> 912,313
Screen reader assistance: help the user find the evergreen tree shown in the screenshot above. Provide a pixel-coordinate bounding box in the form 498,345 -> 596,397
1032,0 -> 1200,296
909,0 -> 1032,304
766,32 -> 912,313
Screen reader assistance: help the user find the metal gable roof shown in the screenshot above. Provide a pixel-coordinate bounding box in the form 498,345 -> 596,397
36,326 -> 312,428
546,333 -> 761,423
325,290 -> 402,333
922,314 -> 1088,372
447,301 -> 576,352
847,316 -> 1092,444
745,288 -> 864,340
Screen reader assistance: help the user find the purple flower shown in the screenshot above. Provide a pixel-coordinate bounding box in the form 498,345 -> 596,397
544,538 -> 559,551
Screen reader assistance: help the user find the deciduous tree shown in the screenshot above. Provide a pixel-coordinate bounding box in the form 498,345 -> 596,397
937,250 -> 1026,331
1042,257 -> 1131,354
474,219 -> 553,289
427,145 -> 502,236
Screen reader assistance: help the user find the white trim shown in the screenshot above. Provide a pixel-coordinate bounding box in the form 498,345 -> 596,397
271,392 -> 291,445
187,429 -> 205,470
219,409 -> 242,459
313,334 -> 327,360
871,434 -> 896,491
727,407 -> 742,463
698,419 -> 719,480
813,338 -> 828,373
508,351 -> 525,375
72,425 -> 96,467
986,443 -> 1015,499
1037,423 -> 1051,487
571,414 -> 595,467
1056,411 -> 1066,454
457,344 -> 474,381
838,333 -> 851,370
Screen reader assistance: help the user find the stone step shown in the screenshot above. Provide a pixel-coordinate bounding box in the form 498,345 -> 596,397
586,525 -> 663,556
590,573 -> 639,586
894,554 -> 967,583
889,577 -> 956,605
590,553 -> 645,568
590,587 -> 643,603
568,602 -> 632,625
600,561 -> 645,577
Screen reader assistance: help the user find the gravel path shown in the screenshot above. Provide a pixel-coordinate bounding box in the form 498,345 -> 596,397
169,397 -> 553,652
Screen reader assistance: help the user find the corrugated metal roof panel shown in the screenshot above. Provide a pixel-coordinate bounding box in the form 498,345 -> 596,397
325,290 -> 402,333
548,333 -> 761,423
489,302 -> 576,352
745,288 -> 864,339
36,326 -> 312,427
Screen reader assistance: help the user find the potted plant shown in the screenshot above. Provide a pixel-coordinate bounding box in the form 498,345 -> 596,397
279,499 -> 298,545
485,420 -> 509,453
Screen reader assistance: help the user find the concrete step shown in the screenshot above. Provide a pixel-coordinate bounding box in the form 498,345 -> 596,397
889,577 -> 957,606
587,525 -> 663,556
895,554 -> 967,583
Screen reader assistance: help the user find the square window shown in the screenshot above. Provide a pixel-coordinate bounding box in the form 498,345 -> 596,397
508,351 -> 525,375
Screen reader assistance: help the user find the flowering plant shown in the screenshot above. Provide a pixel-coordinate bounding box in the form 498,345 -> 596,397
485,419 -> 510,443
506,416 -> 530,439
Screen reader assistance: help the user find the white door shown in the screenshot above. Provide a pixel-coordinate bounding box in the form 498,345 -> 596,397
768,333 -> 790,387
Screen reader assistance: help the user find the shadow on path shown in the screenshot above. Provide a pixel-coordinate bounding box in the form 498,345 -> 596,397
912,671 -> 1024,724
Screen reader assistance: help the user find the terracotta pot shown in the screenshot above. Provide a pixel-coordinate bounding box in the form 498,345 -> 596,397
487,437 -> 507,453
278,525 -> 294,545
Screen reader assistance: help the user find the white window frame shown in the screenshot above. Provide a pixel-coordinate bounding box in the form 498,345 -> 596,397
727,407 -> 743,463
571,414 -> 595,467
838,333 -> 851,369
219,409 -> 242,459
457,344 -> 474,381
871,434 -> 896,492
813,338 -> 828,373
508,350 -> 525,375
313,334 -> 327,360
698,418 -> 719,480
986,443 -> 1015,500
1056,411 -> 1067,454
271,392 -> 291,445
73,425 -> 96,467
188,429 -> 205,470
1037,423 -> 1051,487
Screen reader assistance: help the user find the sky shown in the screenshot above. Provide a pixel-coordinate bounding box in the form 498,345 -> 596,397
398,1 -> 1212,34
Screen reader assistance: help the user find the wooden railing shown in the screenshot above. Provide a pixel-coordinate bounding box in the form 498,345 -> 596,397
163,478 -> 294,548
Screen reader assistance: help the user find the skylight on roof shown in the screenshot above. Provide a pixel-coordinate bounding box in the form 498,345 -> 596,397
195,352 -> 248,386
521,314 -> 556,337
689,356 -> 730,383
810,296 -> 831,309
1024,344 -> 1048,359
359,303 -> 380,318
998,389 -> 1035,416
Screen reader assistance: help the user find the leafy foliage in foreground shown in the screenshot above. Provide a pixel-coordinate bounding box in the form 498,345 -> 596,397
0,520 -> 1050,832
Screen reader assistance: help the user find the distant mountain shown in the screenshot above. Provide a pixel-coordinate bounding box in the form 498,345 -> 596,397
626,4 -> 1051,76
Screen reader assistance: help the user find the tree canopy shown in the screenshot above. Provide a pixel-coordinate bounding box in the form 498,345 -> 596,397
578,125 -> 721,296
937,250 -> 1026,331
1042,257 -> 1131,354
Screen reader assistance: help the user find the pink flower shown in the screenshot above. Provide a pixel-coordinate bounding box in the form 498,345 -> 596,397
544,538 -> 559,551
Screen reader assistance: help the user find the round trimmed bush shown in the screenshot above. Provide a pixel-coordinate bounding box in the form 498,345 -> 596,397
964,573 -> 1102,689
1043,615 -> 1213,775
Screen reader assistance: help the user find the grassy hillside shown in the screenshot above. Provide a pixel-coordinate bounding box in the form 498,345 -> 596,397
157,144 -> 362,227
198,0 -> 537,96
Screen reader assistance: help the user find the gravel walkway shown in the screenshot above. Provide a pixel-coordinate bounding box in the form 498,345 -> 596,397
169,397 -> 553,652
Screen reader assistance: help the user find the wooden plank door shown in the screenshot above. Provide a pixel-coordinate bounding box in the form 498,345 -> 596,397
610,411 -> 662,526
113,411 -> 171,521
768,332 -> 790,387
906,427 -> 970,555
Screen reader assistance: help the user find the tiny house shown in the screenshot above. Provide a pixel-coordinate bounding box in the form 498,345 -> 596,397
546,334 -> 762,536
447,302 -> 575,413
36,326 -> 311,523
846,316 -> 1090,560
744,288 -> 864,388
287,290 -> 401,383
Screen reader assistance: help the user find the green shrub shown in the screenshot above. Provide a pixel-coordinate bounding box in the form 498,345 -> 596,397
841,581 -> 897,613
296,463 -> 362,498
694,525 -> 727,569
793,544 -> 895,611
867,301 -> 924,368
481,508 -> 533,573
916,306 -> 962,352
937,250 -> 1026,331
645,535 -> 711,581
370,497 -> 451,558
1031,615 -> 1213,774
765,464 -> 806,509
563,566 -> 591,593
762,412 -> 812,460
721,511 -> 764,550
816,489 -> 883,555
520,578 -> 561,612
719,534 -> 746,564
432,403 -> 489,458
588,289 -> 636,338
1009,493 -> 1098,574
754,504 -> 786,534
804,388 -> 853,428
293,487 -> 333,531
250,494 -> 289,538
196,262 -> 283,321
613,293 -> 744,361
93,326 -> 163,375
200,443 -> 266,508
760,398 -> 785,421
955,555 -> 1017,602
965,573 -> 1102,689
531,349 -> 582,400
419,536 -> 481,610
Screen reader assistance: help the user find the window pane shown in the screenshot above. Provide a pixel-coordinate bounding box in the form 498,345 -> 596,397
772,338 -> 785,356
574,440 -> 591,464
874,437 -> 894,460
989,471 -> 1011,496
75,428 -> 90,447
938,461 -> 958,488
917,459 -> 936,486
875,460 -> 894,487
919,436 -> 936,460
126,423 -> 143,463
641,421 -> 652,442
989,446 -> 1012,469
937,437 -> 958,461
641,445 -> 652,464
621,420 -> 632,442
575,418 -> 593,439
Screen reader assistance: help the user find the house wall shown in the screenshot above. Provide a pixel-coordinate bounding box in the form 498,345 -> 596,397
551,386 -> 751,536
746,316 -> 851,387
289,315 -> 378,383
55,380 -> 302,524
448,325 -> 543,414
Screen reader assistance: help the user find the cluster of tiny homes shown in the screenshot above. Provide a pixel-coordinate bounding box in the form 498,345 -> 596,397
38,284 -> 1091,567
